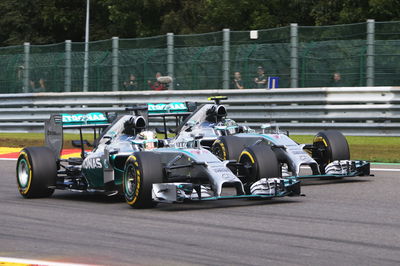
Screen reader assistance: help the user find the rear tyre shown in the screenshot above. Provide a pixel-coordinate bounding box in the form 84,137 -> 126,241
123,152 -> 163,208
16,146 -> 57,198
238,144 -> 280,193
312,130 -> 350,174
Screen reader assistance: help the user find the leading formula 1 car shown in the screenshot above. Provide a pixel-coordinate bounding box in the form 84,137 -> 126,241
16,105 -> 300,208
165,97 -> 371,180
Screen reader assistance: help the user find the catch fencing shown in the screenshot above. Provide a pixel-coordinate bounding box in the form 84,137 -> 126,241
0,87 -> 399,136
0,20 -> 400,93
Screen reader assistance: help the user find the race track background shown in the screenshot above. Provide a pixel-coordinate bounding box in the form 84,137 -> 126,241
1,159 -> 399,266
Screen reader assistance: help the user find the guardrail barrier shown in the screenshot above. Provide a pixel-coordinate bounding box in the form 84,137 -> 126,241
0,87 -> 399,136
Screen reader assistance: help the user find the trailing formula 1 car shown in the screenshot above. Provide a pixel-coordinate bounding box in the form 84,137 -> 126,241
166,97 -> 371,180
16,105 -> 301,208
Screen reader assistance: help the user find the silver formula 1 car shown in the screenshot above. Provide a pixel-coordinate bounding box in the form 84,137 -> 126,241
166,97 -> 371,180
16,105 -> 300,208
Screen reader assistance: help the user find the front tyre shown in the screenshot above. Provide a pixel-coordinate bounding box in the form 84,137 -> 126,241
123,152 -> 163,208
312,130 -> 350,173
238,144 -> 280,193
16,147 -> 57,198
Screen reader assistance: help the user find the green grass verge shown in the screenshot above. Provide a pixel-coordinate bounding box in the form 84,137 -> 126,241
0,133 -> 94,149
0,133 -> 398,163
290,135 -> 400,163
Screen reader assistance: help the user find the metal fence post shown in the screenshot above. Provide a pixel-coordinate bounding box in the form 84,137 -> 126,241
23,42 -> 30,93
167,33 -> 174,90
112,37 -> 119,92
222,29 -> 230,89
366,19 -> 375,87
64,40 -> 72,92
290,23 -> 299,88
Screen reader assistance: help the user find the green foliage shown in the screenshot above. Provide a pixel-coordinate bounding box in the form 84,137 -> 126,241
1,0 -> 400,46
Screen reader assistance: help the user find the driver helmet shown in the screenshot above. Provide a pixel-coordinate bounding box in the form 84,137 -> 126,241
224,119 -> 239,134
138,131 -> 157,150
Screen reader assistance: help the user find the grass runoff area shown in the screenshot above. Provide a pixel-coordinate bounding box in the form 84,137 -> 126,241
0,133 -> 398,163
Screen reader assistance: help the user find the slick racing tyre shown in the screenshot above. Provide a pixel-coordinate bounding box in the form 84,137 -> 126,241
312,130 -> 350,174
16,146 -> 57,198
211,136 -> 253,160
123,152 -> 163,208
238,144 -> 280,192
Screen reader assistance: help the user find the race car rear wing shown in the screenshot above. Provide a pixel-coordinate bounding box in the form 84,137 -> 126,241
45,113 -> 112,158
126,102 -> 197,138
44,102 -> 198,157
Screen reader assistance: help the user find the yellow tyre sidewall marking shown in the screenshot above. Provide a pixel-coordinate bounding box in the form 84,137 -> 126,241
314,136 -> 328,147
125,155 -> 141,205
314,136 -> 331,163
214,140 -> 227,160
239,151 -> 255,164
17,152 -> 33,195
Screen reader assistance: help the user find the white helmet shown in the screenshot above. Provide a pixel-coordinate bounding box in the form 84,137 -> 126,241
138,131 -> 157,150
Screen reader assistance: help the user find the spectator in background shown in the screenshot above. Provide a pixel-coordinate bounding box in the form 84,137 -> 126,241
147,72 -> 166,91
331,72 -> 343,87
232,72 -> 244,89
123,74 -> 138,90
254,66 -> 267,88
30,77 -> 46,92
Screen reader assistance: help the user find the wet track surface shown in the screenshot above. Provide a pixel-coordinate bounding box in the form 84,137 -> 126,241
1,160 -> 400,266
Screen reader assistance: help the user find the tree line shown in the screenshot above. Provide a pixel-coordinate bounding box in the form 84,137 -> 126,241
0,0 -> 399,46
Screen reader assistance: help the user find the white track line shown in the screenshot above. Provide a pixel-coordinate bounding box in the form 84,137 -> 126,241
0,256 -> 94,266
371,168 -> 400,172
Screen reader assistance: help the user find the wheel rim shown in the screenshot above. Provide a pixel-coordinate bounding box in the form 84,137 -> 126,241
124,164 -> 137,199
212,143 -> 225,160
17,158 -> 30,188
239,154 -> 255,183
313,138 -> 330,164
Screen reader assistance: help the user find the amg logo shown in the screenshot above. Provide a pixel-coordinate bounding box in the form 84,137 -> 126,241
82,158 -> 102,169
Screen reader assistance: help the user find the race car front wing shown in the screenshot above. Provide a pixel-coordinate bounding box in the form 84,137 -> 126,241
151,178 -> 301,203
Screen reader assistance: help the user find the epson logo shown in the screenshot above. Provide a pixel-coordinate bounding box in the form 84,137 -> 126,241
82,158 -> 102,169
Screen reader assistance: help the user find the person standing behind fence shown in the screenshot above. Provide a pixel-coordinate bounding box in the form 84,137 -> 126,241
254,66 -> 267,88
331,72 -> 343,87
30,77 -> 46,92
231,72 -> 245,89
147,72 -> 166,91
123,74 -> 138,90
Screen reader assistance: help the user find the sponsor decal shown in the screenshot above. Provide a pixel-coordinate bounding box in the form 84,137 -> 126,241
62,112 -> 108,124
211,167 -> 231,173
82,157 -> 102,169
148,102 -> 188,113
188,149 -> 206,155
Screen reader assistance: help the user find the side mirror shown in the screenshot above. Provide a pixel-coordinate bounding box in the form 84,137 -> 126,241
261,123 -> 271,134
109,148 -> 119,155
194,134 -> 204,140
103,136 -> 112,145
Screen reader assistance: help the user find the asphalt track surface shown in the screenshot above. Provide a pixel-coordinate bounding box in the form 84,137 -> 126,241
1,160 -> 399,266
